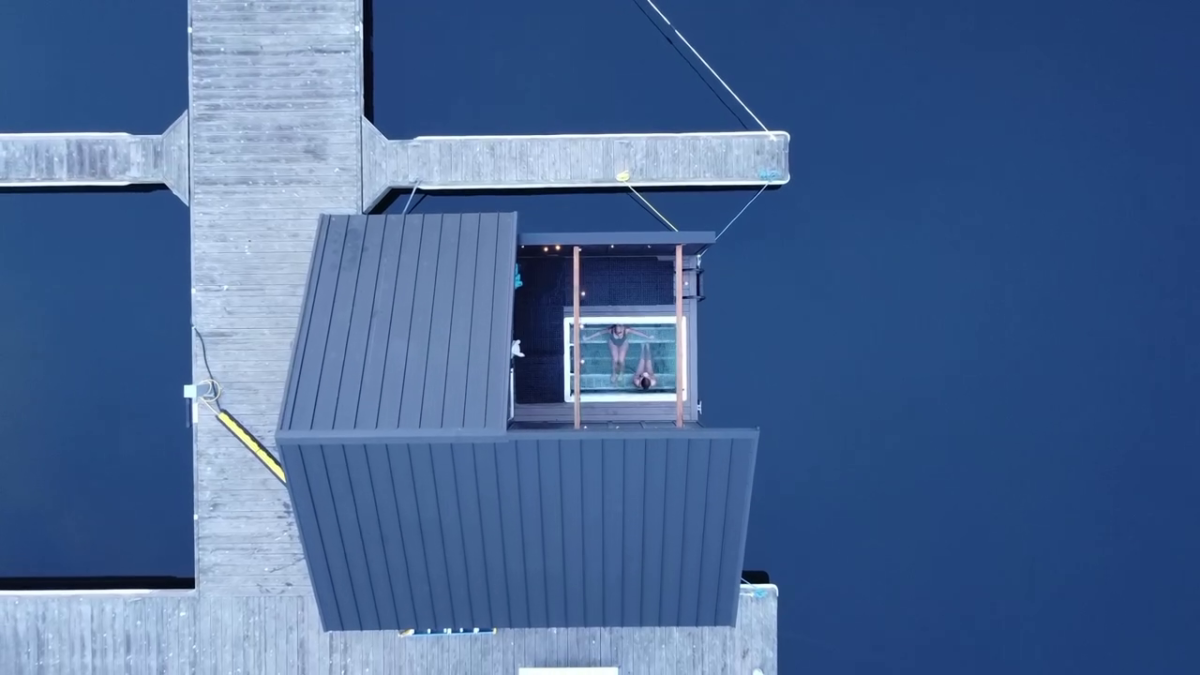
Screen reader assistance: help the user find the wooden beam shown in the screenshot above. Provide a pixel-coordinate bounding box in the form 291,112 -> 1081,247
573,246 -> 582,429
675,244 -> 684,428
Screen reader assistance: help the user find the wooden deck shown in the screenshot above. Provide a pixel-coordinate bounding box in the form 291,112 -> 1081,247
361,123 -> 791,209
189,0 -> 365,597
0,585 -> 778,674
0,114 -> 190,202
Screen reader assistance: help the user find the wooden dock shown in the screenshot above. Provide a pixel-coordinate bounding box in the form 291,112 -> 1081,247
0,116 -> 190,201
0,0 -> 786,672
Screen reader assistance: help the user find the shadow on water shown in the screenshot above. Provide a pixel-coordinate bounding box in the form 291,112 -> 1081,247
0,576 -> 195,591
411,185 -> 784,199
363,0 -> 376,122
0,185 -> 168,196
374,184 -> 784,215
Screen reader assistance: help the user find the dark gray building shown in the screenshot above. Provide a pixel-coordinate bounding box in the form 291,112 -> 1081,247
277,213 -> 760,633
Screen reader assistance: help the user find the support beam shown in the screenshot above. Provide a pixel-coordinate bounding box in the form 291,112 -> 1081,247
675,244 -> 684,428
0,112 -> 190,204
573,246 -> 583,430
362,120 -> 789,208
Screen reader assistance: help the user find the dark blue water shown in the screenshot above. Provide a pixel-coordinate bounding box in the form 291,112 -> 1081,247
3,1 -> 1199,672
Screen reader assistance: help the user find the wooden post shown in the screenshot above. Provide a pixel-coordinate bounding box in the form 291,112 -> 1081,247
675,244 -> 684,428
573,246 -> 582,429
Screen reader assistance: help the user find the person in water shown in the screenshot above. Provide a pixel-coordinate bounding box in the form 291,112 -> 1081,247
632,342 -> 658,391
583,324 -> 653,383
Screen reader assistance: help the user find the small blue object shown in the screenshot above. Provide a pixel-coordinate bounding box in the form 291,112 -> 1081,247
758,168 -> 782,181
514,263 -> 523,289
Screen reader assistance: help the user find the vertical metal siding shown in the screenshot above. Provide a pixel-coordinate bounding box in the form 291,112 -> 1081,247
281,213 -> 518,434
409,444 -> 455,628
443,222 -> 483,427
285,220 -> 346,431
389,441 -> 438,626
352,221 -> 405,428
602,439 -> 624,625
515,439 -> 550,628
678,438 -> 711,625
495,441 -> 531,627
473,442 -> 512,627
641,438 -> 670,626
299,446 -> 361,630
716,436 -> 759,625
558,438 -> 588,627
365,442 -> 419,629
659,438 -> 690,625
450,442 -> 494,627
395,227 -> 440,428
312,221 -> 366,431
697,437 -> 733,625
483,215 -> 521,429
333,224 -> 386,429
538,440 -> 569,627
463,220 -> 505,428
430,444 -> 474,628
374,218 -> 424,430
279,214 -> 333,431
621,438 -> 647,627
344,443 -> 396,629
325,444 -> 381,630
281,443 -> 341,631
282,430 -> 757,632
579,440 -> 606,626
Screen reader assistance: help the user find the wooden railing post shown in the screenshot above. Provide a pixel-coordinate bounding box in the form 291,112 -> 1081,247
573,246 -> 582,429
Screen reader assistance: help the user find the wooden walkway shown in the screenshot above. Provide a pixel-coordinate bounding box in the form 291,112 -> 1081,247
0,586 -> 778,675
361,123 -> 790,208
189,0 -> 365,598
0,115 -> 190,202
0,0 -> 786,671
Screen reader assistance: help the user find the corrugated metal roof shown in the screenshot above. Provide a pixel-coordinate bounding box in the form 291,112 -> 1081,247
280,213 -> 518,434
278,429 -> 758,632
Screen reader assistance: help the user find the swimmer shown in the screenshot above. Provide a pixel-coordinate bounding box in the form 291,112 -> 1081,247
632,342 -> 657,391
583,324 -> 652,383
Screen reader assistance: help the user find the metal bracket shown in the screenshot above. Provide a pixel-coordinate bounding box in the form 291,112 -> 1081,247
182,382 -> 217,427
183,384 -> 200,427
682,266 -> 706,301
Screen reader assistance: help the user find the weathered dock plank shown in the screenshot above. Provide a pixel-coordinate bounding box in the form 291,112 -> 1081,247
0,586 -> 778,674
0,113 -> 190,203
362,121 -> 790,209
188,0 -> 363,597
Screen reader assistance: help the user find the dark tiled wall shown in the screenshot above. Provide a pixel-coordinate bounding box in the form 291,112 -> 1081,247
513,256 -> 673,403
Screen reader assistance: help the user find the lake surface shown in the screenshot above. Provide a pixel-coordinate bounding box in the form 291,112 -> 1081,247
1,1 -> 1198,672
